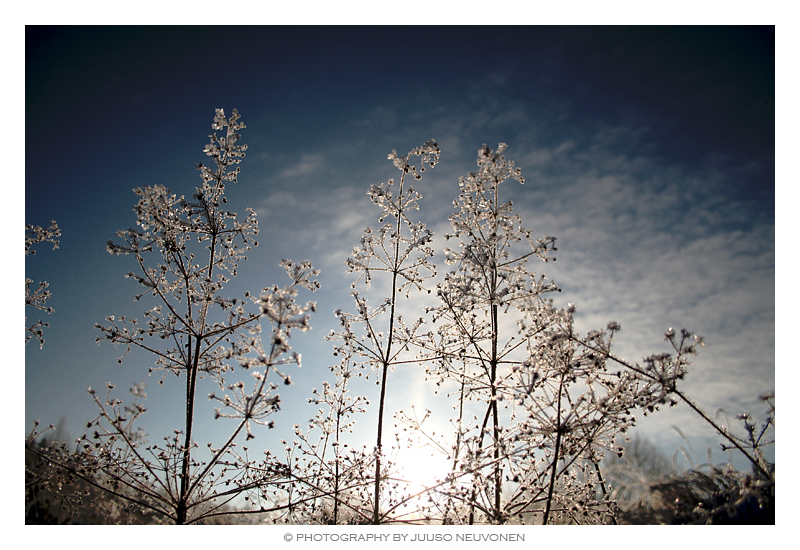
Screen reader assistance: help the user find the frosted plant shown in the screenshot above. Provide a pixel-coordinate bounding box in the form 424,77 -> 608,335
328,140 -> 439,524
504,311 -> 775,525
284,348 -> 376,524
578,328 -> 774,482
24,127 -> 773,525
503,304 -> 641,524
25,220 -> 60,347
410,144 -> 708,525
411,144 -> 559,523
26,109 -> 319,524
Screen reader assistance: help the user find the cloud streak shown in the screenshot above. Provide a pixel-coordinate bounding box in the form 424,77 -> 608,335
254,98 -> 774,467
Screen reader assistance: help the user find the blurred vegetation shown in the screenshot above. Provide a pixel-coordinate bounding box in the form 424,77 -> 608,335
603,435 -> 774,524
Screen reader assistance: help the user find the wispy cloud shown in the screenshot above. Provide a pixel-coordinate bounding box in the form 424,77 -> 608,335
321,94 -> 774,465
277,152 -> 326,179
495,121 -> 774,465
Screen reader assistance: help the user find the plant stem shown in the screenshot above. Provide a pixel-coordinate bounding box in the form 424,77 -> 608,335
542,372 -> 566,525
177,188 -> 219,524
372,171 -> 406,524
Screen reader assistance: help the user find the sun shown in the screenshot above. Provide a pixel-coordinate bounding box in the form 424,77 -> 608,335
392,443 -> 452,492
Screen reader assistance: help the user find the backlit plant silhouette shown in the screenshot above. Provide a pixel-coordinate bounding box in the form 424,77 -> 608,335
402,144 -> 639,524
26,109 -> 319,524
327,140 -> 441,523
281,351 -> 376,524
25,112 -> 774,525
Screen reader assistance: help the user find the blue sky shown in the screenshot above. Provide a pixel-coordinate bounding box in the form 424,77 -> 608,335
23,23 -> 777,500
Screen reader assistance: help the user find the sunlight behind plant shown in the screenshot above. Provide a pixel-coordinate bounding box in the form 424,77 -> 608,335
393,443 -> 452,493
25,97 -> 775,524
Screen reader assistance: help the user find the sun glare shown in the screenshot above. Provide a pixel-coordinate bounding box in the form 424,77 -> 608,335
393,444 -> 452,492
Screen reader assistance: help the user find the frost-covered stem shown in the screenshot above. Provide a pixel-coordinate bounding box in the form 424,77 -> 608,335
490,299 -> 502,522
486,178 -> 502,522
177,341 -> 195,523
178,192 -> 219,524
333,405 -> 342,524
468,315 -> 504,524
671,388 -> 771,479
454,367 -> 467,472
441,366 -> 468,524
468,406 -> 493,525
592,460 -> 617,525
190,312 -> 285,499
542,372 -> 566,525
468,344 -> 501,525
373,171 -> 406,525
580,337 -> 773,480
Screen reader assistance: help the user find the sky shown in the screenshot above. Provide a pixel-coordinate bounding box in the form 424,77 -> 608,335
21,22 -> 779,514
